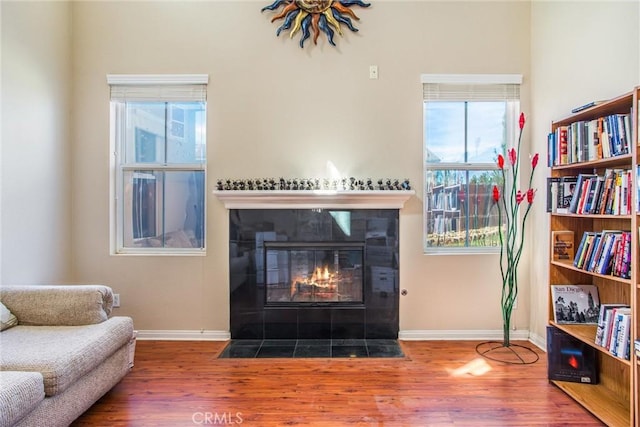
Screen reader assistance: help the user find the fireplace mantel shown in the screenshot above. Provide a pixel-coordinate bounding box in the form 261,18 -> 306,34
213,190 -> 415,209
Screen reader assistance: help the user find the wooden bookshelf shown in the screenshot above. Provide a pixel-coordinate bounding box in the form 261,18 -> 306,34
548,88 -> 638,427
550,381 -> 629,427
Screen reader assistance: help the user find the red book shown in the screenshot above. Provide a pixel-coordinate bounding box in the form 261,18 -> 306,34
577,178 -> 591,214
558,127 -> 568,164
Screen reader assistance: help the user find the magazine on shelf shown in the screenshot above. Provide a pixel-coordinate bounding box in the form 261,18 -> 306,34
551,231 -> 574,261
551,284 -> 600,324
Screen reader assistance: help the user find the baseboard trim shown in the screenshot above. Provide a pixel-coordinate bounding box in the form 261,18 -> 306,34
528,330 -> 546,351
399,329 -> 531,342
136,330 -> 230,341
135,329 -> 547,349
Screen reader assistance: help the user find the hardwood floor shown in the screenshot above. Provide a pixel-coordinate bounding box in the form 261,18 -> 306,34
73,340 -> 604,426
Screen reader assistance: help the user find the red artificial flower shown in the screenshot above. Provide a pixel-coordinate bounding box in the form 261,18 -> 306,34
508,148 -> 517,165
531,153 -> 539,169
516,190 -> 524,204
492,185 -> 500,202
519,112 -> 525,130
497,154 -> 505,169
527,188 -> 535,203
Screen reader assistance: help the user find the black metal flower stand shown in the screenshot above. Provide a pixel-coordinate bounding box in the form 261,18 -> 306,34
475,341 -> 539,365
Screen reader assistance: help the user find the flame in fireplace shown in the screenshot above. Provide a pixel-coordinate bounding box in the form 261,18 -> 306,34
311,266 -> 331,282
293,264 -> 337,295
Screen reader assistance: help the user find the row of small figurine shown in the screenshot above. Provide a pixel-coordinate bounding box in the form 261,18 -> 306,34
216,178 -> 411,191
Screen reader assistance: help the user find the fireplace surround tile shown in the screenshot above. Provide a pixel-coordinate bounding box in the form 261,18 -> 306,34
229,209 -> 399,340
298,309 -> 331,339
264,309 -> 298,339
330,308 -> 365,339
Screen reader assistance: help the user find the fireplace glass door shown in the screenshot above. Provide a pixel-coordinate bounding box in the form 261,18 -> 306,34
264,243 -> 364,304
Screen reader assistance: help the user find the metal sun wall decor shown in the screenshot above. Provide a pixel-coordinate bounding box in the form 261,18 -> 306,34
261,0 -> 371,48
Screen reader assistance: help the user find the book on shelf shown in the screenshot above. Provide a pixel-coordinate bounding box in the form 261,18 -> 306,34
558,126 -> 568,165
571,100 -> 606,114
547,133 -> 555,168
601,307 -> 617,350
608,231 -> 631,279
585,233 -> 605,272
637,166 -> 640,212
551,231 -> 574,262
551,284 -> 600,324
586,175 -> 604,214
602,306 -> 631,358
573,232 -> 595,269
547,326 -> 598,384
565,170 -> 632,216
581,233 -> 599,271
546,177 -> 560,213
594,232 -> 618,274
572,230 -> 629,277
548,112 -> 631,166
610,309 -> 631,359
595,306 -> 632,359
598,169 -> 616,214
595,303 -> 628,346
576,176 -> 591,214
547,126 -> 567,166
546,176 -> 578,213
560,177 -> 578,213
568,174 -> 596,213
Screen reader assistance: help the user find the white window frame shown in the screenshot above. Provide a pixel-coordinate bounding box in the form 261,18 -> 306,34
108,74 -> 208,256
422,73 -> 522,255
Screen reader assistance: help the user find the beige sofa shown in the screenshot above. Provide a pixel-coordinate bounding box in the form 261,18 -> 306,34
0,285 -> 135,427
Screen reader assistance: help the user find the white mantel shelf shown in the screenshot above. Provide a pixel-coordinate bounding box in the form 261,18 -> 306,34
213,190 -> 415,209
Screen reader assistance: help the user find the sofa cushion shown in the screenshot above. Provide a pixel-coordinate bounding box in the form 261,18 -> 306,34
0,301 -> 18,331
0,371 -> 45,426
0,316 -> 133,396
0,285 -> 114,326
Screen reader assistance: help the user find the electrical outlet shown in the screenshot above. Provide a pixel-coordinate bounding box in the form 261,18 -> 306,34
113,293 -> 120,308
369,65 -> 378,79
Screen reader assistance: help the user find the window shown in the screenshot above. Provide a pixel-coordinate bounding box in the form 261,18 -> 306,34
423,74 -> 521,254
108,75 -> 208,254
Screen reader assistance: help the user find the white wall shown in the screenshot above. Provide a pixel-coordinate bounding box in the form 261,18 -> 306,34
68,1 -> 531,334
1,1 -> 73,285
530,0 -> 640,345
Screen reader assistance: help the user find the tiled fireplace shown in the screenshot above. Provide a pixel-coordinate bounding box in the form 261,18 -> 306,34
216,191 -> 413,340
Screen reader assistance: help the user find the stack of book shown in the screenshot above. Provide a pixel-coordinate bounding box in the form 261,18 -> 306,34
548,112 -> 631,166
595,304 -> 631,360
572,230 -> 631,279
546,169 -> 632,215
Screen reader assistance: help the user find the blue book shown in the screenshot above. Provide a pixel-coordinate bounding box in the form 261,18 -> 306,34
573,232 -> 589,267
569,174 -> 597,213
571,100 -> 605,113
598,232 -> 622,275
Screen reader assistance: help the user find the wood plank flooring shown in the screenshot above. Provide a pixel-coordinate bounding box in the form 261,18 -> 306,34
73,340 -> 604,426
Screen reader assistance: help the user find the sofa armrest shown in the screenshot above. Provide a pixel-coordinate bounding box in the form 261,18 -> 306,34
0,285 -> 114,326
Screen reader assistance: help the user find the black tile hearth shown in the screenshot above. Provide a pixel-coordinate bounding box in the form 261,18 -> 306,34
218,339 -> 405,359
